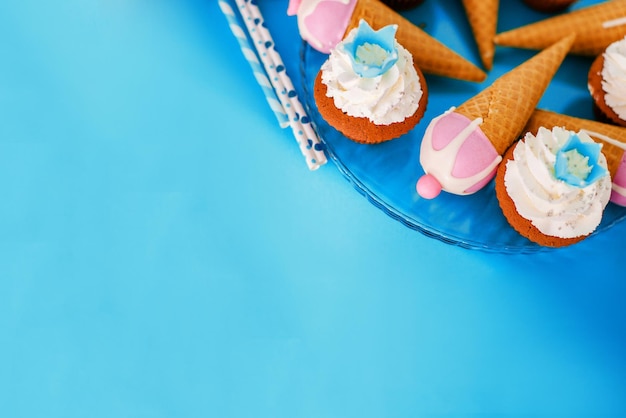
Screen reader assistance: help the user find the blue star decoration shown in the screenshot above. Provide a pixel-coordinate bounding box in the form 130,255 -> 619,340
554,133 -> 609,187
343,20 -> 398,78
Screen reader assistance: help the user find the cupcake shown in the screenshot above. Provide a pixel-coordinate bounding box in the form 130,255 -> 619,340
522,0 -> 577,13
495,127 -> 611,247
313,20 -> 428,144
588,36 -> 626,128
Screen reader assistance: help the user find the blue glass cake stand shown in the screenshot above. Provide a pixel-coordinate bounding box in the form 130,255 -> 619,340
299,0 -> 626,253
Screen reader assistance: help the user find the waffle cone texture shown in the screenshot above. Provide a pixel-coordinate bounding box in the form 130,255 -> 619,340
495,0 -> 626,56
346,0 -> 487,82
461,0 -> 499,70
455,33 -> 575,156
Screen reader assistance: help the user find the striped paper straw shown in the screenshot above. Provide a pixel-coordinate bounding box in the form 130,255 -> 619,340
218,0 -> 289,128
235,0 -> 327,170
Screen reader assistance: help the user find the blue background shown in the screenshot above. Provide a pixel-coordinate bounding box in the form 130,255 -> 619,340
1,0 -> 625,416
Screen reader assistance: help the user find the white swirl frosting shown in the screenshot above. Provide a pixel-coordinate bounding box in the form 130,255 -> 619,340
602,36 -> 626,120
504,127 -> 611,239
320,28 -> 423,125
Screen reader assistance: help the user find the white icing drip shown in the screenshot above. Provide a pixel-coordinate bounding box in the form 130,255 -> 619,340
603,16 -> 626,29
420,107 -> 502,195
613,182 -> 626,196
580,129 -> 626,150
580,129 -> 626,201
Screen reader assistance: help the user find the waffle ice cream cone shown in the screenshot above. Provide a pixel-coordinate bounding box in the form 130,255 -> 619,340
461,0 -> 499,70
494,0 -> 626,56
455,33 -> 575,155
525,109 -> 626,180
346,0 -> 487,82
415,34 -> 575,199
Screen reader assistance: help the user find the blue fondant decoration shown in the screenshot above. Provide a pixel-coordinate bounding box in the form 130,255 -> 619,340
343,20 -> 398,78
555,133 -> 608,187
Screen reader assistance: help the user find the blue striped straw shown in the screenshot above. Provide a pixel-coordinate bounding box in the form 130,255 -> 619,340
218,0 -> 289,128
235,0 -> 327,170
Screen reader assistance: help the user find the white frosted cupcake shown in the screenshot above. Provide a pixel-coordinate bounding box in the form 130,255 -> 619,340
495,127 -> 611,247
588,36 -> 626,127
313,20 -> 428,144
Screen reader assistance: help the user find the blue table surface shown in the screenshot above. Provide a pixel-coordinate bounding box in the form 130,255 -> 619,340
1,0 -> 625,416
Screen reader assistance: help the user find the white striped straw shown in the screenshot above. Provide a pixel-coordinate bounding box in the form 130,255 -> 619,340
218,0 -> 289,128
235,0 -> 327,170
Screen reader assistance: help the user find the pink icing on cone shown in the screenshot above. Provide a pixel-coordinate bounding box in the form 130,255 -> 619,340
287,0 -> 302,15
416,109 -> 501,198
287,0 -> 357,54
288,0 -> 487,82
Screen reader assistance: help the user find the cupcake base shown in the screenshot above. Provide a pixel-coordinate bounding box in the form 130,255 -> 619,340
495,144 -> 588,248
313,68 -> 428,144
588,53 -> 626,128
